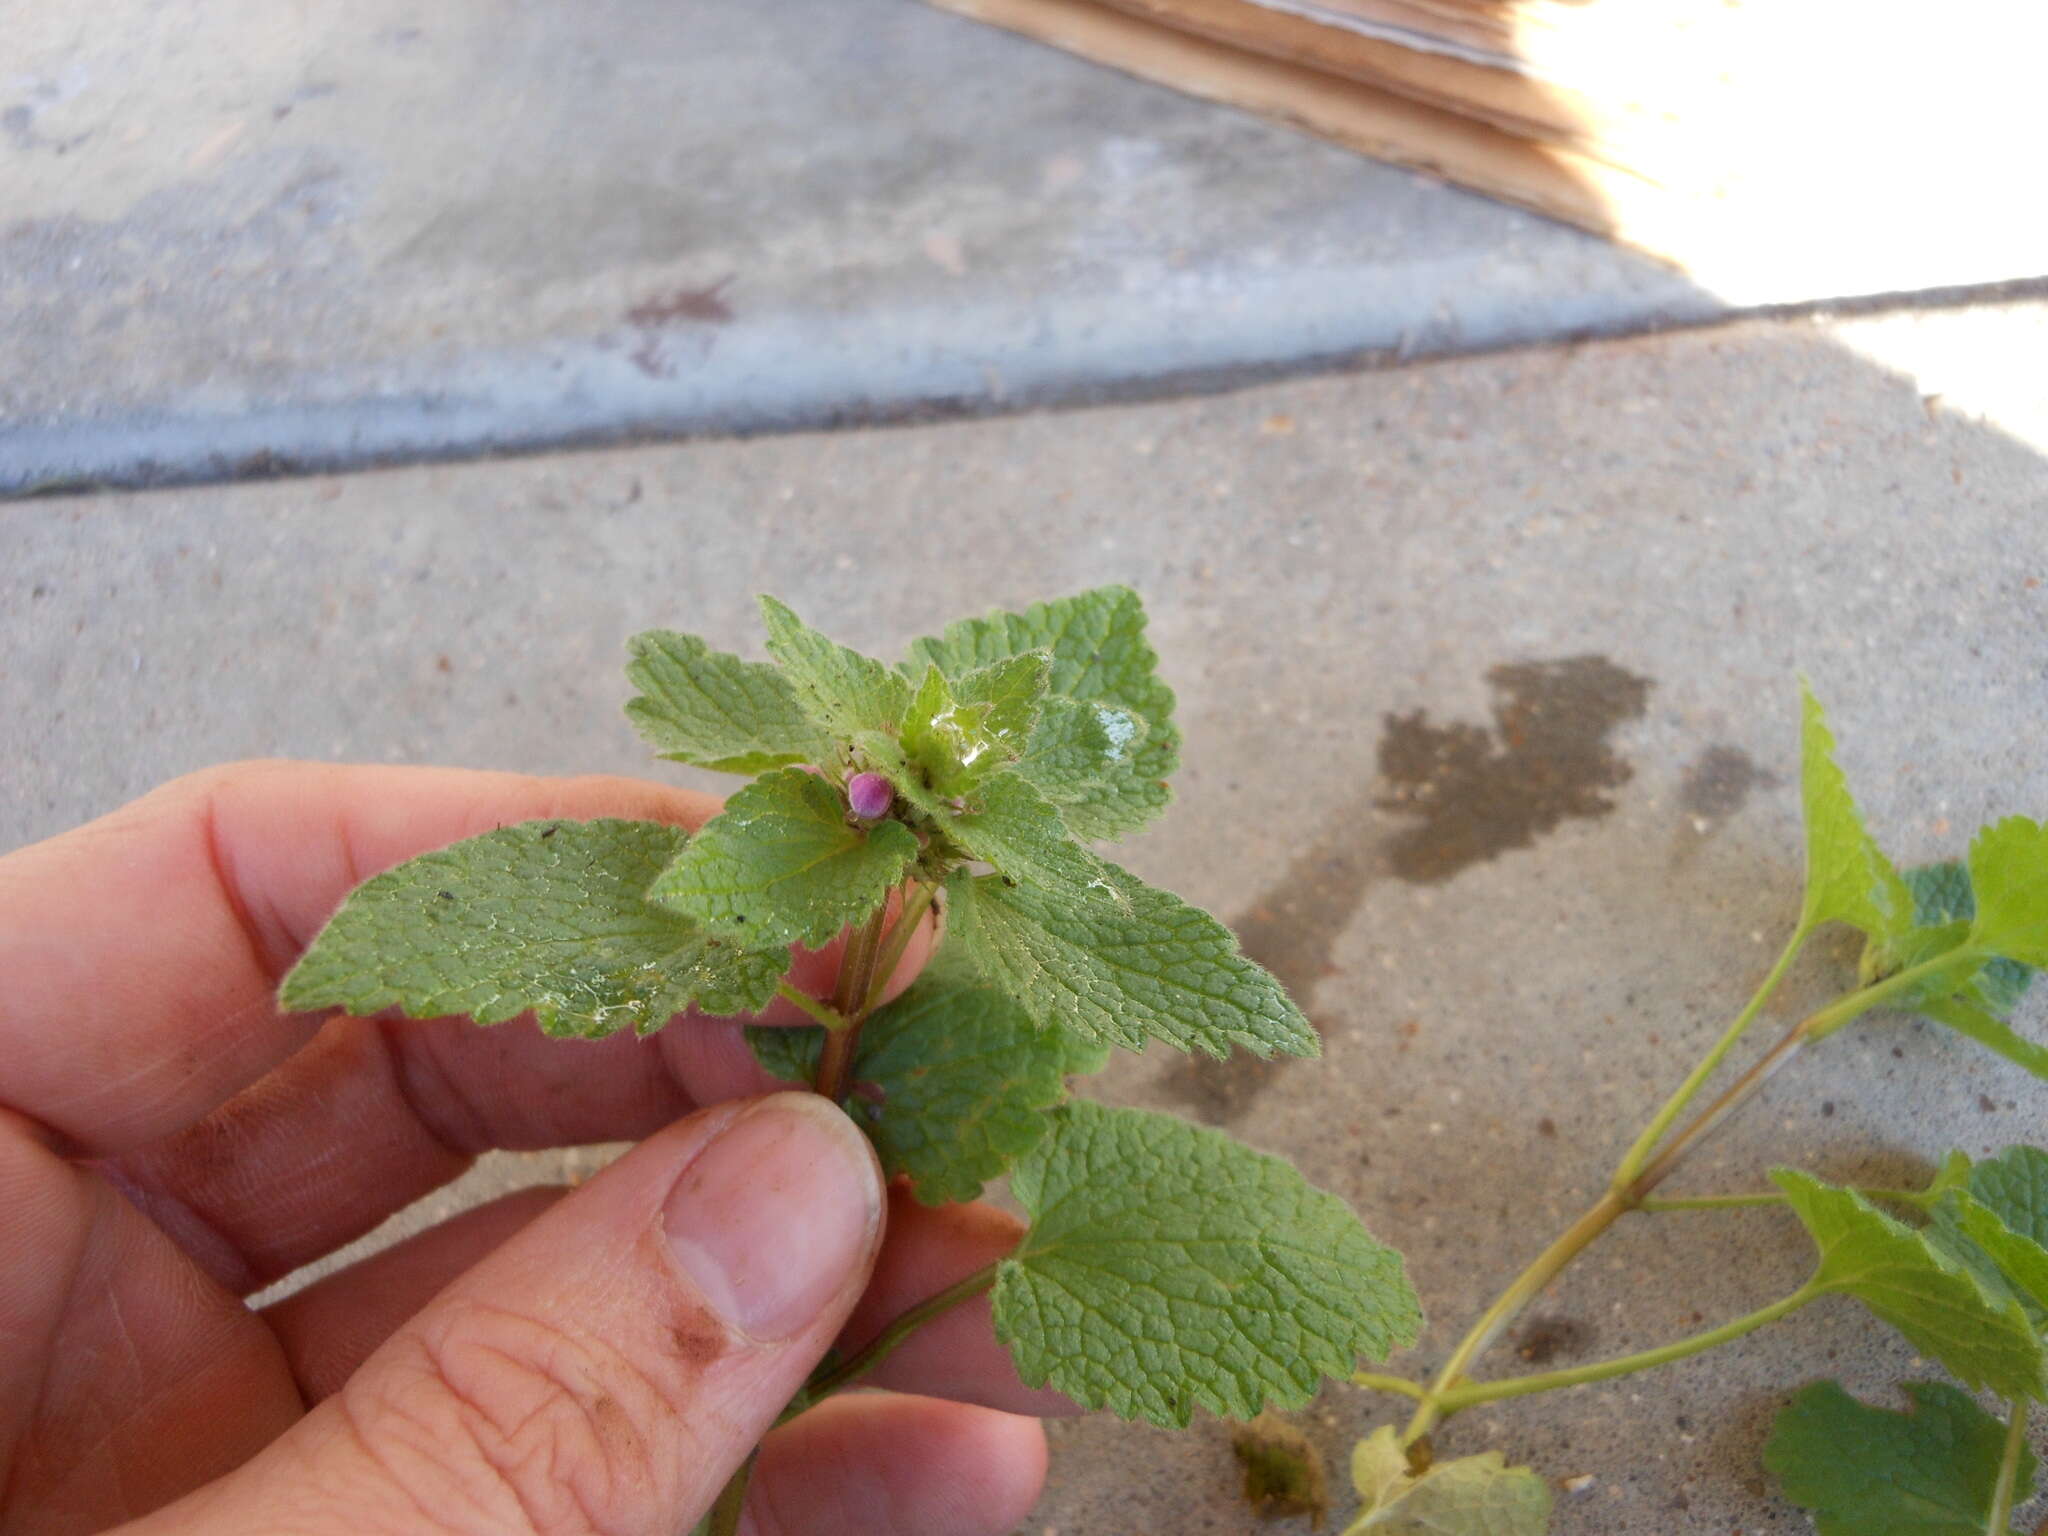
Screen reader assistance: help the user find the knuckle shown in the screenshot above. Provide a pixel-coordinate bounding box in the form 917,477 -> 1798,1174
340,1302 -> 700,1536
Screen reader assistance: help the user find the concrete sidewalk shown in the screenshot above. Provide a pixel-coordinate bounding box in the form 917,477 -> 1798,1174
10,301 -> 2048,1532
0,0 -> 1931,495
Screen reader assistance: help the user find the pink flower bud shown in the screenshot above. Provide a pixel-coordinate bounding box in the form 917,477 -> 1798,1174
847,771 -> 894,820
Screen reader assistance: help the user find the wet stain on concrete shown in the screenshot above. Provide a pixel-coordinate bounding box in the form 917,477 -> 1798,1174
627,276 -> 736,327
625,277 -> 736,379
1680,744 -> 1776,820
1377,656 -> 1653,884
1171,663 -> 1646,1130
1163,827 -> 1382,1123
1161,656 -> 1651,1125
1515,1314 -> 1594,1365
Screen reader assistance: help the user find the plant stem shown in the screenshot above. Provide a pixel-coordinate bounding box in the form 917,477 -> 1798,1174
1403,1189 -> 1629,1443
813,903 -> 891,1101
800,1263 -> 1000,1405
1621,1019 -> 1810,1202
1612,927 -> 1809,1189
706,1452 -> 753,1536
1351,1372 -> 1429,1402
1639,1184 -> 1934,1213
863,880 -> 938,1014
1398,942 -> 1993,1444
1433,1285 -> 1819,1412
1988,1399 -> 2030,1536
774,982 -> 846,1032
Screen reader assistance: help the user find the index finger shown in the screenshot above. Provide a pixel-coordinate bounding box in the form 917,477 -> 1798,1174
0,761 -> 728,1155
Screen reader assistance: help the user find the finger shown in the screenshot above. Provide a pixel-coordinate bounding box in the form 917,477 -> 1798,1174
847,1185 -> 1079,1417
260,1175 -> 1061,1420
0,761 -> 724,1154
130,1093 -> 885,1536
0,1111 -> 302,1533
264,1186 -> 569,1402
746,1392 -> 1047,1536
109,888 -> 932,1294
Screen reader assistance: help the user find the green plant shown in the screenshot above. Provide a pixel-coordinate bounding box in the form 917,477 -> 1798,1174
1337,684 -> 2048,1536
278,587 -> 2048,1533
280,587 -> 1422,1535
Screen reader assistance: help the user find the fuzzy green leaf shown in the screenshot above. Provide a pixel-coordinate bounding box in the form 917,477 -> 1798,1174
907,585 -> 1178,841
1969,1146 -> 2048,1246
1950,1194 -> 2048,1317
1919,996 -> 2048,1082
622,630 -> 833,773
1969,816 -> 2048,969
1865,862 -> 2038,1015
899,655 -> 1048,797
1928,1147 -> 2048,1323
280,819 -> 785,1037
648,767 -> 917,948
993,1101 -> 1421,1427
941,773 -> 1122,903
1764,1380 -> 2031,1536
945,861 -> 1316,1060
1342,1427 -> 1552,1536
1799,684 -> 1913,940
1012,695 -> 1151,808
745,975 -> 1077,1204
1774,1169 -> 2045,1399
759,595 -> 910,739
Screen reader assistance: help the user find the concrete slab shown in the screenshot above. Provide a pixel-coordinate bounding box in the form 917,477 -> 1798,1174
7,303 -> 2048,1531
4,0 -> 1734,495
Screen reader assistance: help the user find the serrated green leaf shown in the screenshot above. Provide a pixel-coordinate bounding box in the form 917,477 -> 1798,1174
1012,695 -> 1151,808
622,629 -> 833,773
746,974 -> 1076,1203
1866,862 -> 2038,1014
1342,1427 -> 1551,1536
941,772 -> 1122,903
1764,1380 -> 2031,1536
993,1101 -> 1421,1427
907,585 -> 1178,841
280,819 -> 785,1038
746,1022 -> 823,1084
1920,996 -> 2048,1082
1799,684 -> 1913,940
1926,1147 -> 2048,1322
1951,1194 -> 2048,1317
1774,1169 -> 2045,1398
899,655 -> 1048,797
759,595 -> 910,739
1969,816 -> 2048,968
945,861 -> 1316,1060
1970,1146 -> 2048,1245
648,767 -> 917,948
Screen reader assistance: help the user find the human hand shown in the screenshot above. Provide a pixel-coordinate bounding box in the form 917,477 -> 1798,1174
0,762 -> 1065,1536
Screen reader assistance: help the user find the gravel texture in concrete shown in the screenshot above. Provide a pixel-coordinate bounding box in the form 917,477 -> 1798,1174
7,304 -> 2048,1531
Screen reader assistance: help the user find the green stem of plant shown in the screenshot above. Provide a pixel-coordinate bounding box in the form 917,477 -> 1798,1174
1403,943 -> 1981,1445
798,1263 -> 1000,1406
1621,1018 -> 1811,1201
1350,1372 -> 1429,1402
1639,1184 -> 1934,1213
774,982 -> 847,1032
1611,926 -> 1809,1190
813,902 -> 891,1101
706,1451 -> 754,1536
1433,1284 -> 1820,1412
1403,1189 -> 1630,1443
863,880 -> 938,1015
1988,1399 -> 2030,1536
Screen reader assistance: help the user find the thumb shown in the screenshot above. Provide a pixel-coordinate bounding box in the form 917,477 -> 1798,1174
137,1093 -> 884,1536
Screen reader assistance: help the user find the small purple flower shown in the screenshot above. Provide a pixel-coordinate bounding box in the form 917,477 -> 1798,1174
847,771 -> 894,820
